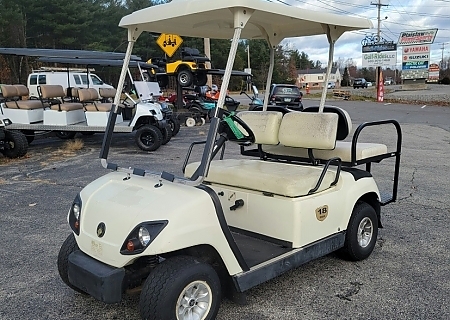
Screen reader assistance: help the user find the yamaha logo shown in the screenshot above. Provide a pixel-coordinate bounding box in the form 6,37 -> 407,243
97,222 -> 106,238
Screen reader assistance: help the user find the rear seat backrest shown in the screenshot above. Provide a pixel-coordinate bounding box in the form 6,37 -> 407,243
87,88 -> 99,101
302,106 -> 352,140
78,89 -> 92,102
279,112 -> 338,150
14,85 -> 30,97
99,88 -> 116,99
40,85 -> 66,99
1,85 -> 19,98
238,111 -> 282,145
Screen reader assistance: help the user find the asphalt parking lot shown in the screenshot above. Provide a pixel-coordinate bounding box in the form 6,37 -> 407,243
0,101 -> 449,320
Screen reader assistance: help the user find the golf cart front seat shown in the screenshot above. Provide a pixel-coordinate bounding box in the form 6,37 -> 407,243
185,111 -> 341,197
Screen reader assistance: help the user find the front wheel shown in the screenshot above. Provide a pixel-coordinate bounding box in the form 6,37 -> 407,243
139,256 -> 221,320
1,130 -> 28,158
339,202 -> 378,261
57,234 -> 86,294
135,125 -> 163,151
177,70 -> 194,87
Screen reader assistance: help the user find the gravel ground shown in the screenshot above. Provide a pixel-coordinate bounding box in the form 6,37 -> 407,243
0,109 -> 449,320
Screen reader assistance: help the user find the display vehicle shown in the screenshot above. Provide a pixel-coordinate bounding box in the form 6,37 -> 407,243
57,1 -> 402,319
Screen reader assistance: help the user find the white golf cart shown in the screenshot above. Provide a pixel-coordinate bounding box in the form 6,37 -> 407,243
58,1 -> 402,319
0,58 -> 172,151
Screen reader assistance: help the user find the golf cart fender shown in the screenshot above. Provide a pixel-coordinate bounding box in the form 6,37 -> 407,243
336,172 -> 381,228
74,172 -> 244,275
130,102 -> 164,127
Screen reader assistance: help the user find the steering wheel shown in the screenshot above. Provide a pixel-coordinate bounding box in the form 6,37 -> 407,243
217,109 -> 255,146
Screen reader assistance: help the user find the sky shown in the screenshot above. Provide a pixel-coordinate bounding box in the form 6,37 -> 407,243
273,0 -> 450,68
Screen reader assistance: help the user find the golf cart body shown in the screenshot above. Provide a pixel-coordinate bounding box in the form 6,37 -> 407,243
58,1 -> 401,319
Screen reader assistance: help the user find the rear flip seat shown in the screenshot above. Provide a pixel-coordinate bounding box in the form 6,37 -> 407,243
79,88 -> 114,112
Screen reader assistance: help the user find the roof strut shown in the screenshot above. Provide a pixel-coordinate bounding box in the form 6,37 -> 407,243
319,24 -> 336,113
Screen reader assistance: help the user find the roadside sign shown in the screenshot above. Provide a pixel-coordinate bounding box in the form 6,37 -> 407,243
156,34 -> 183,57
362,51 -> 397,67
398,29 -> 438,46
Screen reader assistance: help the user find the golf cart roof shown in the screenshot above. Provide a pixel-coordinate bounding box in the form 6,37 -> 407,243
37,57 -> 157,69
0,48 -> 142,61
119,0 -> 372,44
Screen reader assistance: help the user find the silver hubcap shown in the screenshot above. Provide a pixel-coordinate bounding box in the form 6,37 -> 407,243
357,217 -> 373,248
176,280 -> 212,320
180,74 -> 189,84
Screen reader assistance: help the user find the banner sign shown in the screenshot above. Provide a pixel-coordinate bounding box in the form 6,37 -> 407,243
362,51 -> 397,67
428,63 -> 440,81
362,43 -> 397,53
398,29 -> 438,46
402,61 -> 429,70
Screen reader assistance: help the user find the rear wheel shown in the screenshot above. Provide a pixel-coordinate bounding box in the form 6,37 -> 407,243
168,116 -> 181,136
194,72 -> 208,86
1,130 -> 28,158
161,126 -> 172,145
340,202 -> 378,261
185,117 -> 196,127
135,125 -> 163,151
139,256 -> 221,320
55,131 -> 76,139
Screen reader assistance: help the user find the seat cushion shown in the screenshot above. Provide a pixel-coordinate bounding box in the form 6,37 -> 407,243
50,103 -> 84,111
5,100 -> 45,110
84,103 -> 112,112
263,141 -> 388,162
185,159 -> 337,197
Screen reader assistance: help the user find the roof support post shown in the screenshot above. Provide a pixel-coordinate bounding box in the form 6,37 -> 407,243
262,47 -> 275,111
319,24 -> 336,113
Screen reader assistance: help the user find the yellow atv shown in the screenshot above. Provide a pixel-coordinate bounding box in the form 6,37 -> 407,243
148,47 -> 209,88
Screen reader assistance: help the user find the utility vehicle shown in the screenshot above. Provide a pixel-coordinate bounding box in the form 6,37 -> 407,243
0,56 -> 173,151
57,1 -> 402,319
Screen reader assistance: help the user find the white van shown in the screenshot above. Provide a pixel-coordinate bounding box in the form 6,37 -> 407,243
27,70 -> 114,98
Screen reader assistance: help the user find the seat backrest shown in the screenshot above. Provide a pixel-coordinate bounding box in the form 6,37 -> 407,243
14,85 -> 29,97
40,85 -> 66,99
78,89 -> 92,102
238,111 -> 282,145
279,112 -> 338,150
99,87 -> 116,99
1,85 -> 18,98
302,106 -> 352,140
87,88 -> 99,100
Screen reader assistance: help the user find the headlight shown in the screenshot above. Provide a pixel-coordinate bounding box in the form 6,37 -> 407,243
73,203 -> 81,220
4,119 -> 11,125
138,227 -> 151,246
121,221 -> 168,255
68,194 -> 82,235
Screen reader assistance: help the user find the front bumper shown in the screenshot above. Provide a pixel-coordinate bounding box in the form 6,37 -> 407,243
68,250 -> 125,304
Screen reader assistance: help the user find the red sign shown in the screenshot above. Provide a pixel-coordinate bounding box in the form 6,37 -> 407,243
377,70 -> 384,102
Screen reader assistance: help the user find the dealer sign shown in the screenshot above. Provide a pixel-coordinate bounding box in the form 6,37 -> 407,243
398,29 -> 438,46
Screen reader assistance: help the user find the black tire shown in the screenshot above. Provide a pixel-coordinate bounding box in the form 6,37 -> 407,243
177,69 -> 194,87
21,130 -> 35,144
57,234 -> 86,294
194,72 -> 208,86
160,126 -> 172,145
340,202 -> 378,261
139,256 -> 221,320
157,74 -> 169,88
2,130 -> 28,158
135,125 -> 163,151
80,131 -> 95,136
55,131 -> 76,139
168,116 -> 181,136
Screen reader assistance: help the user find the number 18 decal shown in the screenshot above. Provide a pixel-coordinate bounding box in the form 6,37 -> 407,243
315,205 -> 329,221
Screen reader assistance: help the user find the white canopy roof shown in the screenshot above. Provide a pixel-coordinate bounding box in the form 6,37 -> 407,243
119,0 -> 372,44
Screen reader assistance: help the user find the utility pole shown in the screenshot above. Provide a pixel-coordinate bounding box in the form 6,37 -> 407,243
441,43 -> 445,69
371,0 -> 388,89
204,38 -> 212,88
